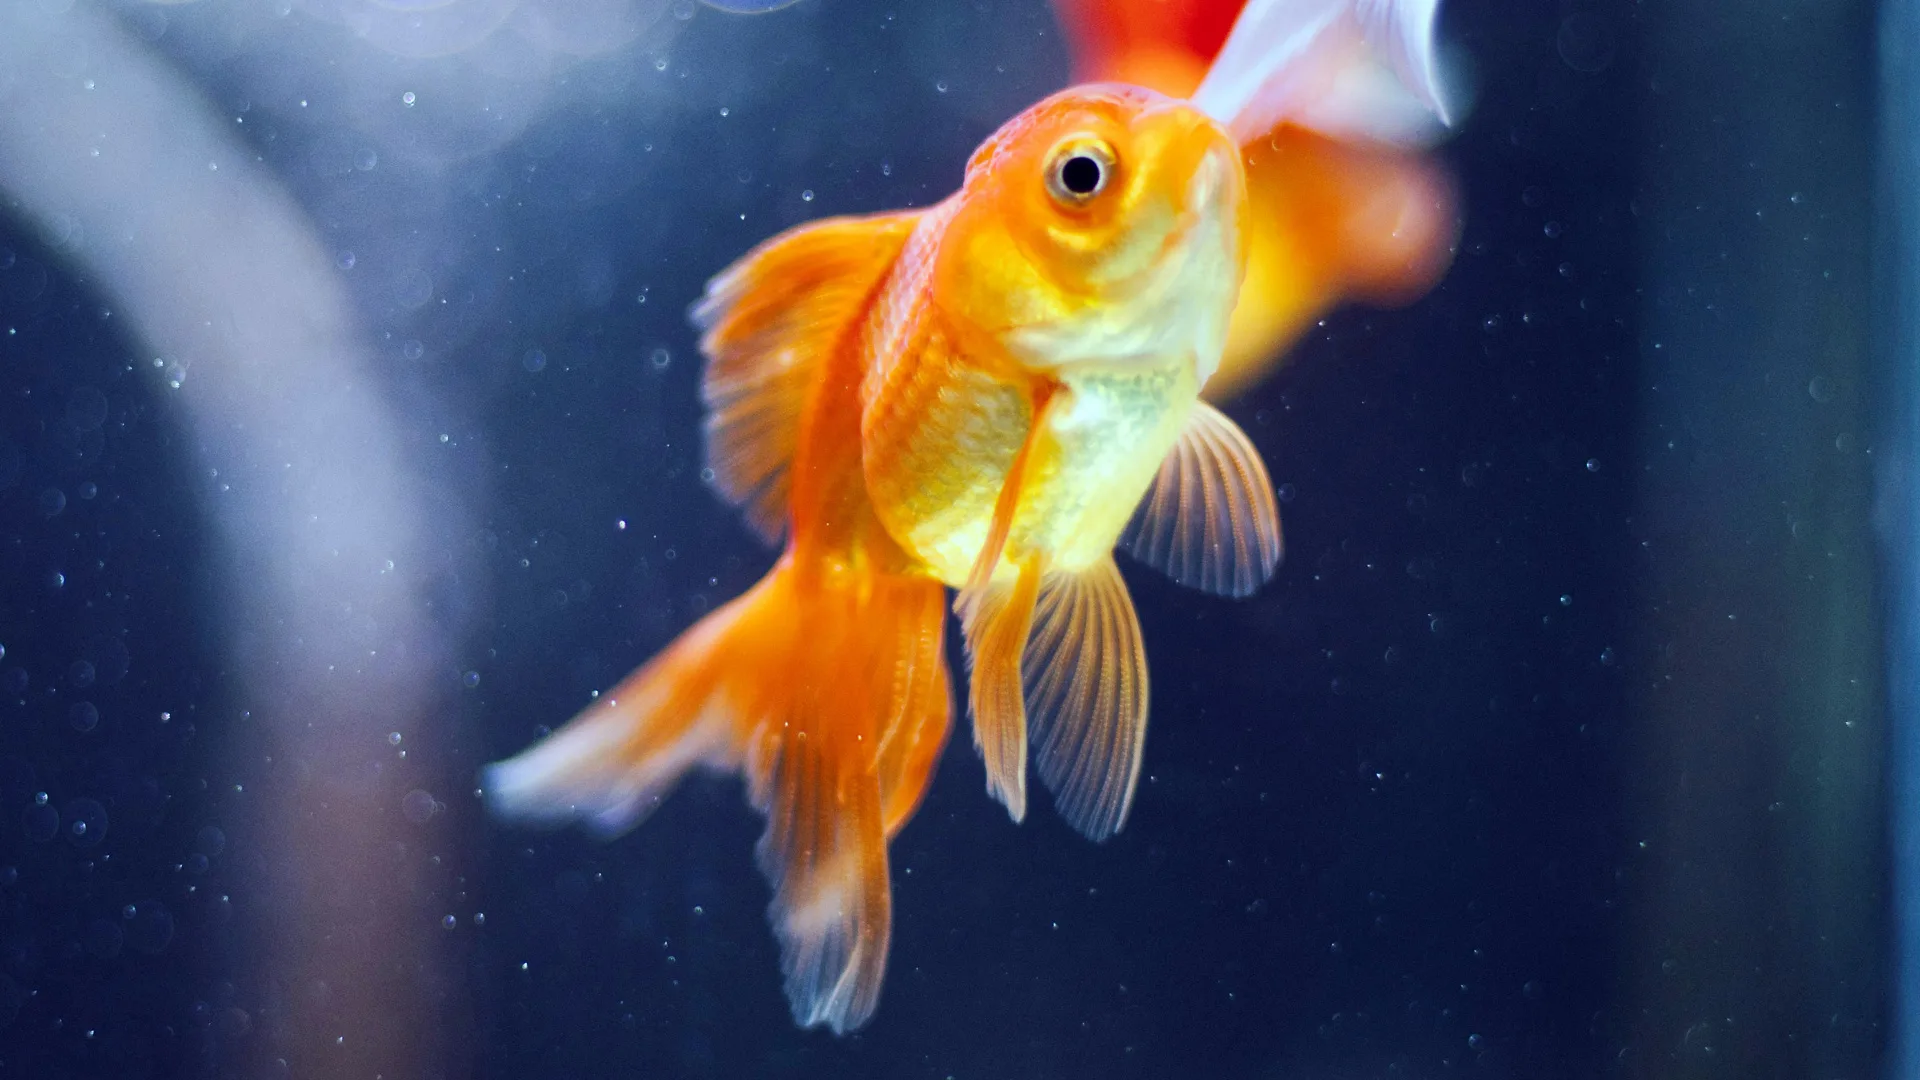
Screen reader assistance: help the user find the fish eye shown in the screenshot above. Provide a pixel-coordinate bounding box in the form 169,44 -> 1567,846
1044,139 -> 1115,206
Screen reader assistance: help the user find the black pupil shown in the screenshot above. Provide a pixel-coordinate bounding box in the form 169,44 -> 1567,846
1060,154 -> 1102,195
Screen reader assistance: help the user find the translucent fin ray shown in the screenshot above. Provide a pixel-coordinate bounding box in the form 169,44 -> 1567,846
1121,402 -> 1283,598
1024,556 -> 1150,841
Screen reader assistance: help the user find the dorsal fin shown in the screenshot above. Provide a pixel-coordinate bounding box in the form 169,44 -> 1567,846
1121,402 -> 1283,597
693,211 -> 921,544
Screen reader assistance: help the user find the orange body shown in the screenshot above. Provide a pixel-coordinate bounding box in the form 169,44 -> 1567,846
1054,0 -> 1459,399
485,84 -> 1283,1032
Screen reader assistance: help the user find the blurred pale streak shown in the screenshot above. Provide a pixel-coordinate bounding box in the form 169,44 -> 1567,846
0,2 -> 473,1075
1627,0 -> 1883,1073
1881,0 -> 1920,1071
293,0 -> 672,60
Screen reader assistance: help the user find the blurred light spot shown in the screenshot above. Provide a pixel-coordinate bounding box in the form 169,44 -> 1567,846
1556,13 -> 1616,74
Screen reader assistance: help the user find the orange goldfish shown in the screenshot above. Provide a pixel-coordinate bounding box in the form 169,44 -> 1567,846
1055,0 -> 1462,400
485,0 -> 1450,1033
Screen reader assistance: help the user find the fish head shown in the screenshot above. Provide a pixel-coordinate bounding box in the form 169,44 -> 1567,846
936,83 -> 1249,385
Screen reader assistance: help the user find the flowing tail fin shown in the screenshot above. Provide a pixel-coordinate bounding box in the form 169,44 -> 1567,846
483,556 -> 951,1033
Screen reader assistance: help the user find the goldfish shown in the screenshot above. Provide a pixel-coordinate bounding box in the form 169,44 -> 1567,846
484,0 -> 1450,1033
1054,0 -> 1462,400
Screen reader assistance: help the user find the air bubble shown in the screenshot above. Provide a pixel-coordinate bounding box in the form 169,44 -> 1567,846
522,349 -> 547,373
395,268 -> 433,310
402,340 -> 424,361
69,702 -> 99,733
402,789 -> 439,824
649,348 -> 671,371
64,798 -> 107,848
463,670 -> 480,689
195,825 -> 226,856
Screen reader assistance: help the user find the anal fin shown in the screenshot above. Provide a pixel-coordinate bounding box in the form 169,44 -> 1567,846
961,555 -> 1043,823
955,382 -> 1058,824
1025,555 -> 1150,841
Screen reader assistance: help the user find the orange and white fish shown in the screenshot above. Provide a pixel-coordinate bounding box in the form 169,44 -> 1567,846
1054,0 -> 1462,400
484,0 -> 1451,1033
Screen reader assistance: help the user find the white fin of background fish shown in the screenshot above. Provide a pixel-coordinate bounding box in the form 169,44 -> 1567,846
1193,0 -> 1456,147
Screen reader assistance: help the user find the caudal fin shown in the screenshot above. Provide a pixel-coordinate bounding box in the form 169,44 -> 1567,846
483,557 -> 951,1033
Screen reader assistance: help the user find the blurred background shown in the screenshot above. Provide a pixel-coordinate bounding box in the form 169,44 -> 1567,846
0,0 -> 1896,1077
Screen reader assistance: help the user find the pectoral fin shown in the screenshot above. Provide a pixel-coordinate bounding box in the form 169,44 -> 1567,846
1025,556 -> 1149,841
1121,402 -> 1283,598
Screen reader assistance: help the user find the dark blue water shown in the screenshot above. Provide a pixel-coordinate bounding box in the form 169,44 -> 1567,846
0,0 -> 1887,1077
